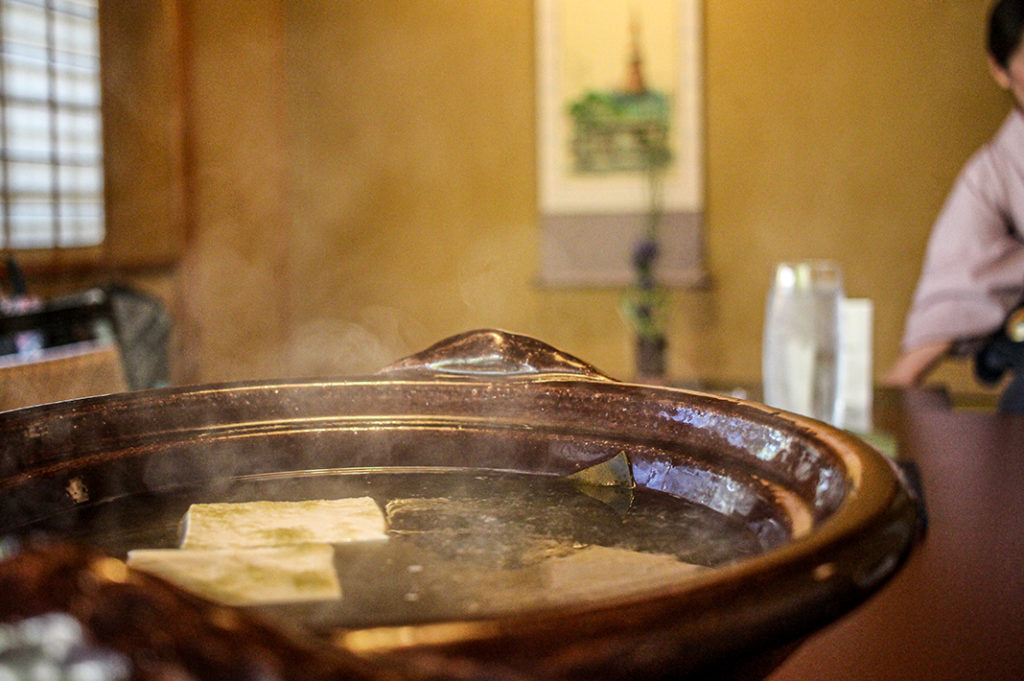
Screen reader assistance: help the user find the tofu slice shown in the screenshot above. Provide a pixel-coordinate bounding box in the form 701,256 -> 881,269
127,543 -> 341,606
543,545 -> 705,601
180,497 -> 388,549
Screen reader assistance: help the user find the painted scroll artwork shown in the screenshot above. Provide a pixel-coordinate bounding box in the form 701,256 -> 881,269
536,0 -> 704,287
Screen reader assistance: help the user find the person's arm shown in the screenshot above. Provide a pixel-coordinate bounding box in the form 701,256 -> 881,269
898,121 -> 1024,357
884,340 -> 953,387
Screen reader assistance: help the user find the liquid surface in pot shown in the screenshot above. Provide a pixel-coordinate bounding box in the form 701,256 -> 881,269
58,468 -> 768,629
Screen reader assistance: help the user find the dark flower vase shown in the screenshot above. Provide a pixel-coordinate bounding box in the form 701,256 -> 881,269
635,334 -> 666,380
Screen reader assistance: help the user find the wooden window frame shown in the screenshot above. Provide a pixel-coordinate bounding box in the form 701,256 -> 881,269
10,0 -> 186,274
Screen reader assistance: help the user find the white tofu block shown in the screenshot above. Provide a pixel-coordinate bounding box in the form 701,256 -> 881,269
543,545 -> 704,601
180,497 -> 388,549
127,543 -> 341,606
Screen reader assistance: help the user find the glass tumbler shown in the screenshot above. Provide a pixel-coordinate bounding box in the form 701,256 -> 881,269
762,260 -> 844,426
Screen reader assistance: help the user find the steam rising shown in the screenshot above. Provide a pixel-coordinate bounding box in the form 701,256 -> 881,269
285,306 -> 431,377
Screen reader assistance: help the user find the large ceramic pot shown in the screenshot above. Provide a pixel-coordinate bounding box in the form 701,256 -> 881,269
0,329 -> 923,681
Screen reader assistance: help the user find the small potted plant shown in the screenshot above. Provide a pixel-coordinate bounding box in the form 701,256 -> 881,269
621,130 -> 671,380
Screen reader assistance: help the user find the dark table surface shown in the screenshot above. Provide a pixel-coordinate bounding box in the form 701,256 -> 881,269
768,387 -> 1024,680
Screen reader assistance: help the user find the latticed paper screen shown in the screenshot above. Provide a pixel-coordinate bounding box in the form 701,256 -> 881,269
0,0 -> 103,250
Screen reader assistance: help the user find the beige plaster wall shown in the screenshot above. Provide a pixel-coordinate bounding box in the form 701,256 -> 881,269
173,0 -> 1010,391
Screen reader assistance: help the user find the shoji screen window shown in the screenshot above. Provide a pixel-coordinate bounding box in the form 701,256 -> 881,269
1,0 -> 103,250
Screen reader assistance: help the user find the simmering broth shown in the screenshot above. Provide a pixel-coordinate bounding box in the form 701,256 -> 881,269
53,468 -> 769,630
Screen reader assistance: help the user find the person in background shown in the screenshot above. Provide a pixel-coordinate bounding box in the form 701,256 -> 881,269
886,0 -> 1024,391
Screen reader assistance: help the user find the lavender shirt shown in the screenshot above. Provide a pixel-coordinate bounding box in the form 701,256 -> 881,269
901,108 -> 1024,351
